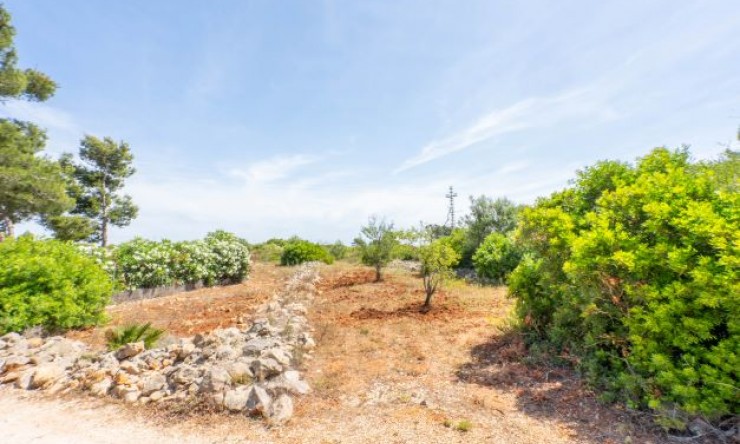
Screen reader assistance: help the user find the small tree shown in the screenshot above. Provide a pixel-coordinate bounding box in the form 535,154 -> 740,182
354,216 -> 397,282
55,136 -> 138,246
419,238 -> 460,310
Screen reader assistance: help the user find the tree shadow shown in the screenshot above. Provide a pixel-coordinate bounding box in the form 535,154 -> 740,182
456,331 -> 670,444
350,300 -> 464,322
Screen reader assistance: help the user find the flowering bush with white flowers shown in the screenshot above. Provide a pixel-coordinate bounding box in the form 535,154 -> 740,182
108,231 -> 250,290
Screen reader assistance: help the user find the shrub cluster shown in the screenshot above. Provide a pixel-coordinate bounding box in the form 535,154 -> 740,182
509,148 -> 738,426
114,230 -> 251,289
0,236 -> 113,334
472,232 -> 521,283
280,239 -> 333,265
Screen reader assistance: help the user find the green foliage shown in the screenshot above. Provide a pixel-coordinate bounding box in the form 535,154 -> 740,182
43,214 -> 97,242
472,232 -> 522,283
0,120 -> 72,238
252,242 -> 284,262
54,136 -> 138,246
509,147 -> 739,425
461,196 -> 520,265
0,6 -> 61,238
419,238 -> 461,307
280,239 -> 334,266
0,236 -> 113,334
0,7 -> 57,101
114,231 -> 251,289
454,420 -> 473,432
105,322 -> 164,350
440,228 -> 467,262
354,216 -> 398,281
327,240 -> 349,260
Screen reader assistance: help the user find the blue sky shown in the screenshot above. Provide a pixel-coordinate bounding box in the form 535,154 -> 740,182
4,0 -> 740,243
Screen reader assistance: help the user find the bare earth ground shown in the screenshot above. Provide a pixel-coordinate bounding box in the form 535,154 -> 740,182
0,262 -> 668,444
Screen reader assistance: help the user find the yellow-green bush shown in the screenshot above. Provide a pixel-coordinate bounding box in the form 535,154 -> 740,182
0,236 -> 113,334
510,148 -> 738,426
280,239 -> 333,265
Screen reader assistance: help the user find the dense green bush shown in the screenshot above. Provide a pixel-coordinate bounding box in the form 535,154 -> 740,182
509,148 -> 738,427
472,232 -> 522,283
0,236 -> 113,334
114,231 -> 250,289
280,239 -> 334,265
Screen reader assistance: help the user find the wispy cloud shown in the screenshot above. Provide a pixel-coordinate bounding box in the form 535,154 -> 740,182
395,88 -> 614,173
229,154 -> 317,183
0,101 -> 84,156
0,101 -> 79,132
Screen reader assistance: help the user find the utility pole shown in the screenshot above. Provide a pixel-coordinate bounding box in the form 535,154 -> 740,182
445,186 -> 458,229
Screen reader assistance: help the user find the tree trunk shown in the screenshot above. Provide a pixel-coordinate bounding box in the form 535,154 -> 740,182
100,179 -> 108,247
3,216 -> 14,239
375,264 -> 382,282
101,218 -> 108,247
423,291 -> 433,308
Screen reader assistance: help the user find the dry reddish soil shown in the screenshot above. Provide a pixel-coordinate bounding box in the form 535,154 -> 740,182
66,262 -> 294,349
3,262 -> 670,444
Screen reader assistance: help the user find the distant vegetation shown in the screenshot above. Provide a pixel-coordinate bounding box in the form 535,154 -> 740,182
280,239 -> 334,265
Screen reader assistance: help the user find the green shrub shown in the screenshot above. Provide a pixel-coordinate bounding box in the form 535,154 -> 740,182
472,232 -> 522,283
509,148 -> 739,426
252,242 -> 284,262
0,236 -> 113,334
328,240 -> 349,260
455,420 -> 473,432
105,322 -> 164,350
280,240 -> 334,265
392,243 -> 419,260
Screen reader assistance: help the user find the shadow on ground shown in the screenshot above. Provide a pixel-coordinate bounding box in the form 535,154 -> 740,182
456,331 -> 670,444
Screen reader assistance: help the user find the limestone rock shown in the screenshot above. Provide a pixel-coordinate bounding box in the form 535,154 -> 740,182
246,385 -> 272,416
270,370 -> 311,395
250,358 -> 282,381
15,370 -> 34,389
202,367 -> 231,392
171,365 -> 199,385
115,342 -> 145,360
90,377 -> 113,396
30,364 -> 66,389
223,386 -> 250,411
268,394 -> 294,423
243,338 -> 278,355
141,373 -> 167,395
265,348 -> 291,367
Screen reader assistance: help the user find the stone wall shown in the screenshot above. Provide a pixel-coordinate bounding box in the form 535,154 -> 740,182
0,263 -> 319,424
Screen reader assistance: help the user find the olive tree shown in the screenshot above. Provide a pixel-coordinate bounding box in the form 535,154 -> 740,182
354,216 -> 397,282
419,238 -> 460,310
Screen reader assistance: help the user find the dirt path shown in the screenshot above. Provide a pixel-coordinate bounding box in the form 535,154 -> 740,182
0,388 -> 220,444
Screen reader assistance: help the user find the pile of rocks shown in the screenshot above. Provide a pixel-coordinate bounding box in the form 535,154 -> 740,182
0,263 -> 320,423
